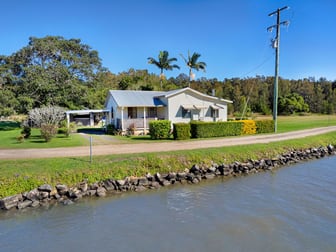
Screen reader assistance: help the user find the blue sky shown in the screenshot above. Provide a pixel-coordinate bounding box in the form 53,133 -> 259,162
2,0 -> 336,81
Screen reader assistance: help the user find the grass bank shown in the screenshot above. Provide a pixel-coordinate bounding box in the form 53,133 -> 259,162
1,132 -> 336,198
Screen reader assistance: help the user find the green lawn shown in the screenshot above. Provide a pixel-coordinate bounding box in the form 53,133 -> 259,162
0,127 -> 88,149
277,114 -> 336,132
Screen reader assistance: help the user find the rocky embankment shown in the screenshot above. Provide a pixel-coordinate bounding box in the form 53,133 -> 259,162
1,145 -> 335,211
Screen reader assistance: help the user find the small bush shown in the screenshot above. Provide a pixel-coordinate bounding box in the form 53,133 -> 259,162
173,123 -> 191,140
255,120 -> 275,134
40,124 -> 58,142
106,124 -> 122,135
149,120 -> 171,140
21,126 -> 31,139
16,134 -> 25,143
58,121 -> 76,137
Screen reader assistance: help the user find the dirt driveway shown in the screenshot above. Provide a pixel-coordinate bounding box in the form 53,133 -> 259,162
1,126 -> 336,160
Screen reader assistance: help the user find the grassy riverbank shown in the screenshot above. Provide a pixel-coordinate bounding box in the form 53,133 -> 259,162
1,132 -> 336,198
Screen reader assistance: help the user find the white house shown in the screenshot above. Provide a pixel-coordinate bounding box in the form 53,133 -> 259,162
104,87 -> 232,134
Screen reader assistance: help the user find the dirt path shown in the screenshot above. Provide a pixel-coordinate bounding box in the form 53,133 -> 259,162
1,126 -> 336,160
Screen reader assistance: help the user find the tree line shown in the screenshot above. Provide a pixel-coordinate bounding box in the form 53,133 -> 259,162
1,36 -> 336,117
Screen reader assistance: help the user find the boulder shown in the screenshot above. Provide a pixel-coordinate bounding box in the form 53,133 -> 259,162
146,173 -> 154,181
165,172 -> 176,181
25,189 -> 40,201
204,173 -> 216,179
38,184 -> 52,192
17,200 -> 33,210
31,200 -> 40,208
137,177 -> 149,187
0,194 -> 21,210
78,181 -> 88,192
150,181 -> 160,189
190,164 -> 201,175
102,179 -> 116,191
87,190 -> 97,196
116,179 -> 126,187
154,173 -> 162,182
135,185 -> 147,192
38,191 -> 50,200
68,188 -> 82,199
96,187 -> 107,197
56,184 -> 68,196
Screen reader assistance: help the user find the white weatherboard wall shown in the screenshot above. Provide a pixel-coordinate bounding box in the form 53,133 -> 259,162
166,89 -> 229,123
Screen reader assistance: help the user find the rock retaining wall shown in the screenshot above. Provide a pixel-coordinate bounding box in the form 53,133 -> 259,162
1,145 -> 335,211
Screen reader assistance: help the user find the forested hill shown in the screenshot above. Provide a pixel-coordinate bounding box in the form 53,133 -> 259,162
1,36 -> 336,116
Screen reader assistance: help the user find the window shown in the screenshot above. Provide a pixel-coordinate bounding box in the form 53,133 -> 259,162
111,107 -> 114,119
211,107 -> 219,118
128,107 -> 137,118
182,108 -> 191,118
148,107 -> 157,118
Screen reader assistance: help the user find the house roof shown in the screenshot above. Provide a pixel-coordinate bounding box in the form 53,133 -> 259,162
159,87 -> 233,104
108,90 -> 166,107
66,109 -> 109,115
107,87 -> 233,108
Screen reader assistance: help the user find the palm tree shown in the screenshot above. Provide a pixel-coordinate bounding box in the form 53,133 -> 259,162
147,50 -> 180,89
180,51 -> 207,87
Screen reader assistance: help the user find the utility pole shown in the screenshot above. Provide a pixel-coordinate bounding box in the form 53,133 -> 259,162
267,6 -> 289,133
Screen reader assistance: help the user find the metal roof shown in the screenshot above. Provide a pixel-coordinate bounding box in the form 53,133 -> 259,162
158,87 -> 233,104
109,90 -> 167,107
65,109 -> 109,115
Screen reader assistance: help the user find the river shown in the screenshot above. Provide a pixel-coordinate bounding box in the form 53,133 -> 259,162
1,156 -> 336,252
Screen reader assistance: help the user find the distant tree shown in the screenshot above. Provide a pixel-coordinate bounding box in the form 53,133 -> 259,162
180,51 -> 206,86
147,50 -> 180,89
278,93 -> 309,115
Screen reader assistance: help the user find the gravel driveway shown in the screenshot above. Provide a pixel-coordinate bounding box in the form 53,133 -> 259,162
1,126 -> 336,160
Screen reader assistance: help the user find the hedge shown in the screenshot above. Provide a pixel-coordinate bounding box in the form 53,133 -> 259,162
173,123 -> 191,140
190,121 -> 243,138
255,119 -> 275,133
149,120 -> 171,139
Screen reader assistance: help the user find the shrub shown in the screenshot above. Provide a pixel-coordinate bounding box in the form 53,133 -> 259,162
58,122 -> 76,137
149,120 -> 171,140
190,121 -> 243,138
173,123 -> 191,140
106,124 -> 117,135
21,125 -> 31,139
16,134 -> 25,143
255,120 -> 275,134
40,124 -> 58,142
28,106 -> 65,128
240,120 -> 257,135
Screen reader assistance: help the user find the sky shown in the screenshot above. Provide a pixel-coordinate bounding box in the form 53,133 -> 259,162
1,0 -> 336,81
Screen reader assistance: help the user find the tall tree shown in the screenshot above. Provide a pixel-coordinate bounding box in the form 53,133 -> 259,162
147,50 -> 180,89
4,36 -> 103,112
180,51 -> 206,86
